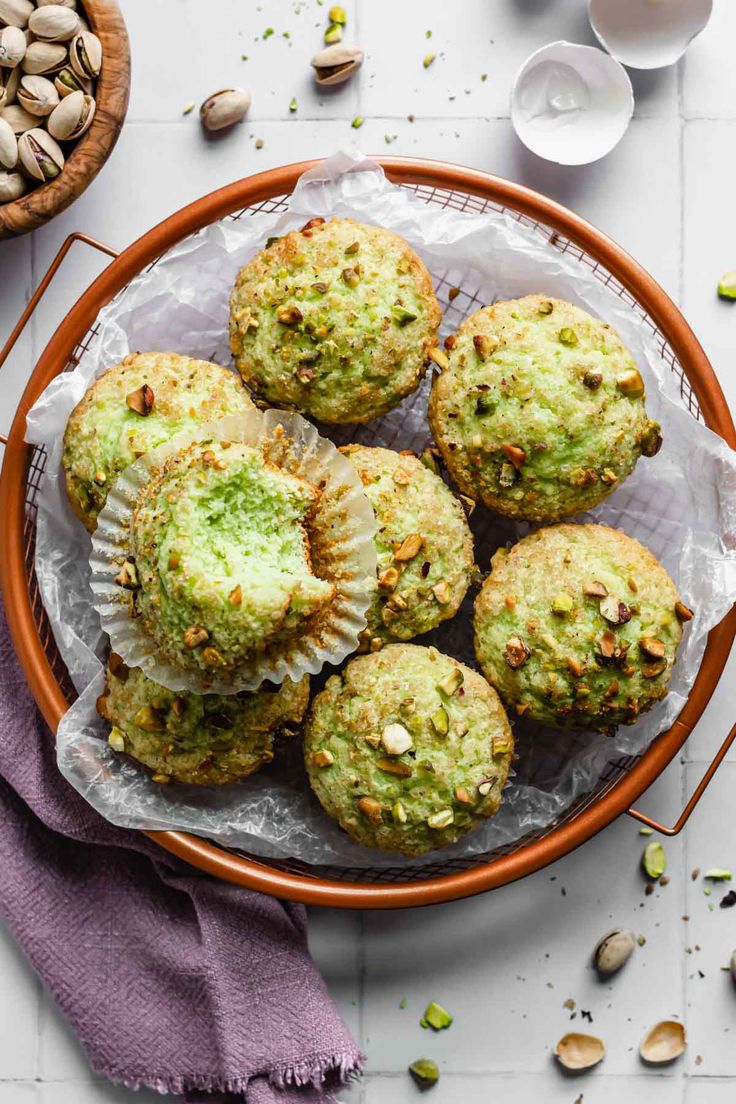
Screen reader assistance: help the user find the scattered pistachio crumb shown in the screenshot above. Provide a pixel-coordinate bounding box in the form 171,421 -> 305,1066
182,101 -> 195,115
426,29 -> 432,38
399,997 -> 407,1009
481,73 -> 488,81
717,271 -> 736,300
637,935 -> 646,946
422,1001 -> 453,1031
639,826 -> 654,836
384,133 -> 398,144
704,887 -> 712,896
289,97 -> 297,112
351,115 -> 364,129
423,52 -> 436,68
263,27 -> 274,38
241,54 -> 248,60
409,1058 -> 439,1088
255,138 -> 264,148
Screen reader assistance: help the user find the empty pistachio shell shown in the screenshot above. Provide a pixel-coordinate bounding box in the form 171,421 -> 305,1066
47,87 -> 93,138
0,167 -> 25,199
17,73 -> 59,114
28,4 -> 80,41
199,87 -> 251,131
0,23 -> 25,67
53,63 -> 88,96
593,928 -> 636,976
0,0 -> 33,29
69,29 -> 100,78
17,125 -> 63,180
1,101 -> 35,131
554,1033 -> 606,1071
639,1021 -> 686,1064
310,42 -> 364,86
22,40 -> 67,74
0,112 -> 16,166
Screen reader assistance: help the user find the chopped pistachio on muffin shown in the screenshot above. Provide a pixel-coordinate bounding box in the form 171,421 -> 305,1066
428,295 -> 662,522
340,444 -> 474,645
98,655 -> 309,785
128,439 -> 335,675
63,352 -> 254,531
304,643 -> 513,855
474,523 -> 690,731
230,217 -> 441,424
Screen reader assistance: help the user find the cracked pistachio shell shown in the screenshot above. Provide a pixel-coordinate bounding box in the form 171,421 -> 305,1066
28,4 -> 80,42
69,29 -> 100,78
310,41 -> 364,86
555,1033 -> 606,1071
53,63 -> 88,96
1,101 -> 35,132
0,167 -> 25,200
0,112 -> 16,166
17,125 -> 63,180
47,87 -> 93,138
199,87 -> 251,131
22,40 -> 67,74
17,73 -> 59,115
0,0 -> 33,29
593,928 -> 636,976
0,24 -> 25,67
639,1021 -> 686,1064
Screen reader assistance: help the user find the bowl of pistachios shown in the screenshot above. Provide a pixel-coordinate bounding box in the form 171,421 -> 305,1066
0,0 -> 129,238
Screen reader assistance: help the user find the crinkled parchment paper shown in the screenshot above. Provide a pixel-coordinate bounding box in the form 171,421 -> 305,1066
26,150 -> 736,868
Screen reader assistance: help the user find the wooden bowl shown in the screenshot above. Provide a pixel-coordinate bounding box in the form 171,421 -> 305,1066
0,0 -> 130,239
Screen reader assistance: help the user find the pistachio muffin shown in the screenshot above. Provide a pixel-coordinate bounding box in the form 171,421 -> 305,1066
97,654 -> 310,785
128,439 -> 335,676
230,217 -> 441,424
340,444 -> 474,644
63,352 -> 254,531
304,643 -> 513,855
428,295 -> 662,522
474,523 -> 692,731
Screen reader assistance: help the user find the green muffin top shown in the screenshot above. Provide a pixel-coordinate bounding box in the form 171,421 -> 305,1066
340,444 -> 474,645
230,217 -> 441,424
304,643 -> 513,855
129,439 -> 335,675
474,523 -> 692,731
428,295 -> 662,522
63,352 -> 254,531
98,654 -> 309,785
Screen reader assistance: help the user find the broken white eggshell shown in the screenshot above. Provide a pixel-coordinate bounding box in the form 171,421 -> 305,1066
639,1020 -> 686,1064
511,42 -> 634,166
554,1032 -> 606,1071
589,0 -> 712,70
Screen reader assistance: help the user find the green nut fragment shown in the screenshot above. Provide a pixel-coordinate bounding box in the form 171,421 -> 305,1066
437,667 -> 464,697
427,808 -> 453,829
391,303 -> 418,326
409,1058 -> 439,1089
422,1001 -> 453,1030
717,271 -> 736,300
182,101 -> 195,116
639,826 -> 654,836
423,53 -> 436,68
552,592 -> 573,615
558,327 -> 578,347
642,840 -> 666,880
704,868 -> 733,881
430,706 -> 449,737
324,22 -> 343,43
351,114 -> 363,128
328,5 -> 347,23
289,97 -> 297,113
392,799 -> 408,824
108,727 -> 125,752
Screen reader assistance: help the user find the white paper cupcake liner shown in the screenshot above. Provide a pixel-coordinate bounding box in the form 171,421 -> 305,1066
89,408 -> 378,694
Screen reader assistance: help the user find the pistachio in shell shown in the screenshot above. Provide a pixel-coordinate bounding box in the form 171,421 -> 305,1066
1,101 -> 35,132
0,0 -> 34,30
47,87 -> 93,139
554,1032 -> 606,1071
0,112 -> 17,167
21,39 -> 67,74
27,4 -> 80,42
0,167 -> 25,200
310,42 -> 363,86
593,927 -> 636,976
53,63 -> 88,97
639,1020 -> 686,1064
199,87 -> 251,131
17,73 -> 59,115
0,24 -> 25,67
69,29 -> 100,78
17,125 -> 63,180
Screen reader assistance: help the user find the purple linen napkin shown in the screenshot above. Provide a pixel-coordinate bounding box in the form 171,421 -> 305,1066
0,601 -> 363,1100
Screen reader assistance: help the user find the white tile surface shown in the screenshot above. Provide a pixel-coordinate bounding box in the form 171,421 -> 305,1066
0,0 -> 734,1101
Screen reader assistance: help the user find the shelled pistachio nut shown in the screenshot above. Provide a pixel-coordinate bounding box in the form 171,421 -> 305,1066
18,72 -> 59,114
0,24 -> 25,66
0,113 -> 17,165
199,87 -> 251,131
27,4 -> 79,41
53,63 -> 88,96
47,86 -> 92,138
21,39 -> 66,74
17,125 -> 63,180
68,29 -> 100,78
0,0 -> 34,29
310,42 -> 363,86
0,167 -> 25,199
1,100 -> 35,131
